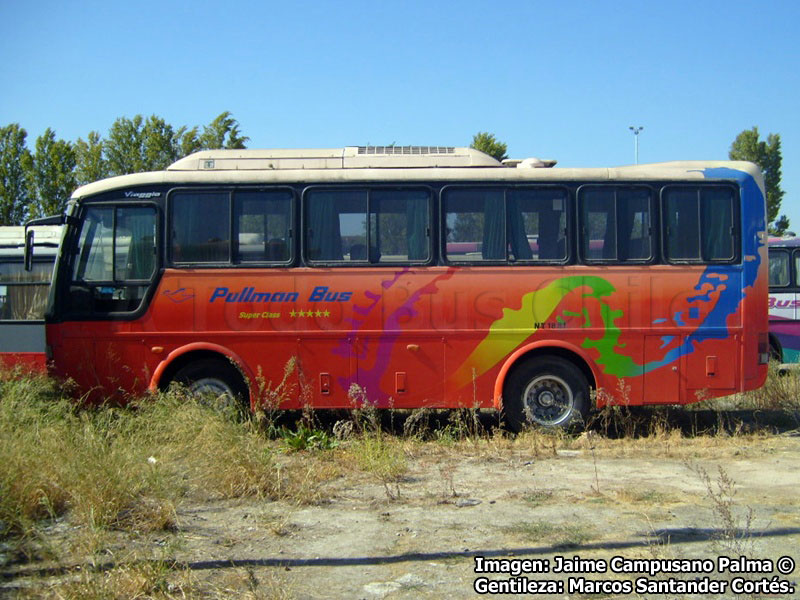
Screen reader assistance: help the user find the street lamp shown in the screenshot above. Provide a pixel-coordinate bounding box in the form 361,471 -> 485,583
629,126 -> 644,164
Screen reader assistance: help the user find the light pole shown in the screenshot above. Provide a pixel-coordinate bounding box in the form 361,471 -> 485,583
629,126 -> 644,164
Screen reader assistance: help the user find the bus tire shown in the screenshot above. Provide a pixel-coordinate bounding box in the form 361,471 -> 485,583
502,356 -> 589,432
172,358 -> 250,416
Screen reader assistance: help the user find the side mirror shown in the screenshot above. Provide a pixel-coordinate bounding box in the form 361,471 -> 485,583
24,213 -> 69,270
24,229 -> 34,271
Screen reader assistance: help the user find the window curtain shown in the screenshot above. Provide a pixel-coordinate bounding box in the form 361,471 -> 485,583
122,208 -> 156,280
307,192 -> 342,260
701,188 -> 733,260
172,193 -> 229,262
406,191 -> 429,261
538,207 -> 563,260
2,284 -> 48,319
616,191 -> 632,262
667,190 -> 700,260
507,192 -> 533,260
269,196 -> 291,261
581,189 -> 616,260
481,190 -> 505,260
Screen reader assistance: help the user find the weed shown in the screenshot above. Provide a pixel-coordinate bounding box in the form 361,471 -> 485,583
686,461 -> 755,555
522,490 -> 554,505
589,442 -> 601,495
590,379 -> 649,439
402,407 -> 433,439
437,464 -> 458,500
347,433 -> 408,500
279,423 -> 338,452
253,358 -> 297,436
502,521 -> 596,549
332,419 -> 355,440
609,488 -> 672,505
258,511 -> 295,537
347,383 -> 381,435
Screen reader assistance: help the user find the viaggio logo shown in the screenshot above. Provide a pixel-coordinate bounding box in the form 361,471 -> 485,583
124,191 -> 161,199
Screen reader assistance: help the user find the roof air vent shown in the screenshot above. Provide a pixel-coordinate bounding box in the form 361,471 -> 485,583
357,146 -> 456,155
502,157 -> 557,168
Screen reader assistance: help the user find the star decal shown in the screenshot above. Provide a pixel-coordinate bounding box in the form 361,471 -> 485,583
289,307 -> 332,318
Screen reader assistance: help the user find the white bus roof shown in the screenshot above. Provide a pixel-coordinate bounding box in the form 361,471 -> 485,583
71,146 -> 765,200
0,225 -> 61,257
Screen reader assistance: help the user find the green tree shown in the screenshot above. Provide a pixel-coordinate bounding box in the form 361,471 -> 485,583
74,131 -> 107,186
141,115 -> 182,171
199,111 -> 249,149
177,125 -> 202,157
729,127 -> 786,234
105,115 -> 146,175
0,123 -> 31,224
470,131 -> 508,162
105,114 -> 184,176
28,128 -> 76,217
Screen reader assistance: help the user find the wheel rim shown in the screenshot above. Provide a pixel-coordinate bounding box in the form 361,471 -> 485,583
188,377 -> 238,410
522,374 -> 574,426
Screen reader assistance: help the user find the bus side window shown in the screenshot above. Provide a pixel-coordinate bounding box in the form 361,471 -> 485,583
664,188 -> 701,261
700,187 -> 735,261
234,190 -> 293,264
171,191 -> 230,263
663,185 -> 737,263
580,188 -> 617,261
617,187 -> 652,261
795,251 -> 800,288
508,188 -> 568,262
443,188 -> 504,262
305,188 -> 429,265
305,190 -> 365,262
578,185 -> 653,263
370,189 -> 429,263
769,250 -> 790,287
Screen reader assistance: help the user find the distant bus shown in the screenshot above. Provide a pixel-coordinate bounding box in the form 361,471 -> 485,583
767,236 -> 800,365
0,226 -> 61,371
26,147 -> 768,428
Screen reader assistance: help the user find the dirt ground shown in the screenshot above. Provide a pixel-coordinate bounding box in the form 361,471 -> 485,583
3,419 -> 800,599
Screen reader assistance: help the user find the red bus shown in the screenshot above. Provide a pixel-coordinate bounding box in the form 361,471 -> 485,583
26,147 -> 769,429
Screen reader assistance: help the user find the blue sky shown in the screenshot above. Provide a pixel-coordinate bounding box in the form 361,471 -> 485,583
2,0 -> 799,228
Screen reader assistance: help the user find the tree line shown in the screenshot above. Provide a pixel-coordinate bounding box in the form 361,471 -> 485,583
0,121 -> 787,234
0,112 -> 248,225
472,129 -> 788,235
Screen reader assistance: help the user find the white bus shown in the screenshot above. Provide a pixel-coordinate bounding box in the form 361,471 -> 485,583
0,225 -> 61,370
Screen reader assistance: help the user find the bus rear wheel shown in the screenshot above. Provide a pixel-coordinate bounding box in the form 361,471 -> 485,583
172,359 -> 250,416
503,357 -> 589,431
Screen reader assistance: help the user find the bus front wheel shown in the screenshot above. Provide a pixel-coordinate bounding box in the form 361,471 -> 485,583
503,357 -> 589,431
172,359 -> 250,416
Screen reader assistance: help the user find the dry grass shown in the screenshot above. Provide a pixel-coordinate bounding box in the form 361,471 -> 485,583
11,563 -> 295,600
0,375 -> 337,562
697,363 -> 800,415
2,363 -> 799,597
500,520 -> 598,549
12,560 -> 193,600
338,433 -> 409,500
